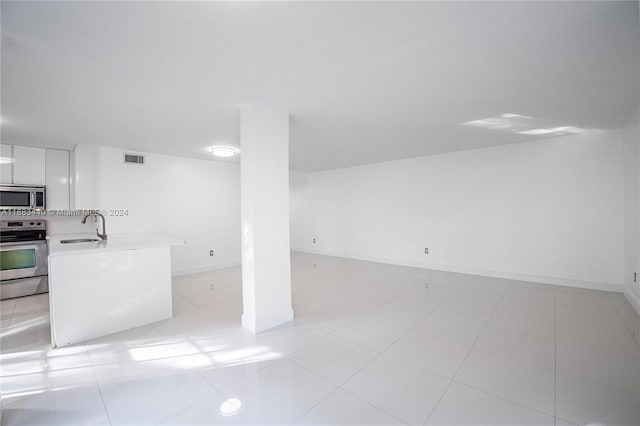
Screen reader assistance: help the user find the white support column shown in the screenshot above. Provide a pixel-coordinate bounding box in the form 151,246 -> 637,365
240,104 -> 294,333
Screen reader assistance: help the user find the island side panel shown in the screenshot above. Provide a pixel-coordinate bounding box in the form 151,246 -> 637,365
49,246 -> 173,347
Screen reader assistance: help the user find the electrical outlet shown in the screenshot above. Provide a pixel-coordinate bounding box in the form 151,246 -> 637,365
424,282 -> 430,290
210,284 -> 215,291
209,250 -> 214,256
312,238 -> 317,244
635,272 -> 637,283
424,248 -> 429,254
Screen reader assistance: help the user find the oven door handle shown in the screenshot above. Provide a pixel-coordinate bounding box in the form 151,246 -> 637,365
0,240 -> 47,248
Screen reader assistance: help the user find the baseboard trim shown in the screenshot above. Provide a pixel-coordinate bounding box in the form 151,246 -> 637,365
292,248 -> 624,293
171,262 -> 240,277
242,308 -> 294,334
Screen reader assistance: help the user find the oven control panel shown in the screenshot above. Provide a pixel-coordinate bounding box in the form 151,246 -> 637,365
0,220 -> 47,243
0,220 -> 47,230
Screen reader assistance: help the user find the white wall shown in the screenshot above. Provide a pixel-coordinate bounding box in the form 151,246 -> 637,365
623,113 -> 640,312
291,130 -> 625,291
98,147 -> 241,275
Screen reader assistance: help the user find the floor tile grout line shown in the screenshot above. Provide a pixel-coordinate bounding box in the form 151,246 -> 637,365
94,330 -> 243,422
89,358 -> 164,396
552,369 -> 640,396
285,352 -> 385,424
555,415 -> 579,426
25,328 -> 628,425
157,386 -> 222,424
449,379 -> 557,420
482,322 -> 555,343
94,367 -> 115,426
290,359 -> 413,426
377,351 -> 457,383
606,292 -> 640,347
337,386 -> 411,425
326,311 -> 415,355
223,279 -> 511,424
251,262 -> 635,420
491,302 -> 557,319
325,330 -> 385,355
552,338 -> 640,361
286,295 -> 418,426
13,346 -> 110,426
405,293 -> 456,334
288,344 -> 410,426
201,358 -> 281,399
204,319 -> 342,393
552,296 -> 640,359
364,336 -> 463,383
456,345 -> 556,373
555,317 -> 638,340
2,357 -> 106,381
423,284 -> 508,425
287,386 -> 343,425
149,368 -> 229,425
4,260 -> 636,425
326,312 -> 475,383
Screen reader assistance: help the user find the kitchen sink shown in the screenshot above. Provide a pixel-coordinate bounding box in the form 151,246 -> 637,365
60,238 -> 101,244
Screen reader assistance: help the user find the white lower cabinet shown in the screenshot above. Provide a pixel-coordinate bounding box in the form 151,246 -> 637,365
48,245 -> 174,347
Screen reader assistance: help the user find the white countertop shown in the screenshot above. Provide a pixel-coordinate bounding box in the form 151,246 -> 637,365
47,232 -> 184,257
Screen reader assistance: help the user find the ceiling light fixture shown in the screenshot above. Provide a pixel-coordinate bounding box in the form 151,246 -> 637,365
518,126 -> 593,136
464,113 -> 600,137
517,128 -> 556,135
551,126 -> 587,134
500,113 -> 533,119
210,146 -> 239,158
219,398 -> 242,416
464,118 -> 514,130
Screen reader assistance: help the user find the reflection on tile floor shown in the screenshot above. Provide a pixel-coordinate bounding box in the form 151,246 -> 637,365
1,252 -> 639,425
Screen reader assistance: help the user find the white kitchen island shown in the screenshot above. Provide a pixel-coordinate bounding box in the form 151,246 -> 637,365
47,233 -> 184,348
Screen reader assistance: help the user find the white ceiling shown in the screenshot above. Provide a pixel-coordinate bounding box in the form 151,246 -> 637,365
1,1 -> 638,172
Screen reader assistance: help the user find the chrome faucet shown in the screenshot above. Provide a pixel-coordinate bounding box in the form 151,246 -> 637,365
81,210 -> 107,240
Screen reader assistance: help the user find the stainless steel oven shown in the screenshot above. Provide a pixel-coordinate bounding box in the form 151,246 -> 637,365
0,220 -> 48,300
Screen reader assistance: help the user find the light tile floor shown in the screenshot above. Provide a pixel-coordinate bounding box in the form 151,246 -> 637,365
1,252 -> 640,425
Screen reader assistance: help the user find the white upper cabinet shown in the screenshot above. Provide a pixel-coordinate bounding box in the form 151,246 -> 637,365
0,144 -> 12,184
2,144 -> 72,210
70,144 -> 100,210
3,144 -> 97,211
45,149 -> 70,210
12,145 -> 46,185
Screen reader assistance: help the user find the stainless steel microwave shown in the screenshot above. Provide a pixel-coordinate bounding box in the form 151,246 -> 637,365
0,184 -> 46,211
